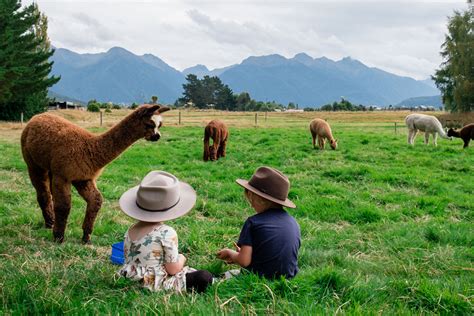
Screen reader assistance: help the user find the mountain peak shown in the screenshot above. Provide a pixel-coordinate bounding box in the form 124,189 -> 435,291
107,46 -> 134,56
293,53 -> 314,65
241,54 -> 287,66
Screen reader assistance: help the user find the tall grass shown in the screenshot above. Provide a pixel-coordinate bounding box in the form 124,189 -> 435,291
0,112 -> 472,314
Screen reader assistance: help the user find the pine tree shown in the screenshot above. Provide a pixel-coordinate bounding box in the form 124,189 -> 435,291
433,9 -> 474,112
0,0 -> 60,120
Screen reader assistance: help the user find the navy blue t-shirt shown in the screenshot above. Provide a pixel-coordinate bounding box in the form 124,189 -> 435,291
237,207 -> 301,279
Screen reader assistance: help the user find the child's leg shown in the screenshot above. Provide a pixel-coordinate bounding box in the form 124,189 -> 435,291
186,270 -> 213,293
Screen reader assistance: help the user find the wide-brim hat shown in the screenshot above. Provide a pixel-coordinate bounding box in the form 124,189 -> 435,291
236,166 -> 296,208
119,171 -> 196,222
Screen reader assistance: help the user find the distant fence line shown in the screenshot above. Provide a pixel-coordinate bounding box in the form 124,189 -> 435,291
17,109 -> 458,134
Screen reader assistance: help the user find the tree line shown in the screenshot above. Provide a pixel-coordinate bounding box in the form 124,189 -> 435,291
175,74 -> 285,112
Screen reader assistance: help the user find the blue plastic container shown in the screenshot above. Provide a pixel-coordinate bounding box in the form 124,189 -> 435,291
110,241 -> 124,265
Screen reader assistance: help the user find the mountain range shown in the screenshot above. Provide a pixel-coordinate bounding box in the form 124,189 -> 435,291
50,47 -> 440,107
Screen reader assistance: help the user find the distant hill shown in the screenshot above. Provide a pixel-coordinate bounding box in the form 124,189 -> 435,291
48,90 -> 85,105
396,95 -> 443,107
50,47 -> 440,107
50,47 -> 185,104
217,53 -> 439,107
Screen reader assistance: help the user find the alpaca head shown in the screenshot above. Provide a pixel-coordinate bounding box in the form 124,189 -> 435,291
330,139 -> 338,150
447,128 -> 455,137
136,104 -> 170,141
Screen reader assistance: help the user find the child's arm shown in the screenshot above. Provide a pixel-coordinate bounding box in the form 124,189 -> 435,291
217,245 -> 252,267
164,254 -> 186,275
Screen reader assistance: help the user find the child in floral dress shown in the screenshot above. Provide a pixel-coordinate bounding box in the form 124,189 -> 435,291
118,171 -> 212,293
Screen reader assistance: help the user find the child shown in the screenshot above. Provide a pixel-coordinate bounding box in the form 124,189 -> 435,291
118,170 -> 213,293
217,166 -> 301,279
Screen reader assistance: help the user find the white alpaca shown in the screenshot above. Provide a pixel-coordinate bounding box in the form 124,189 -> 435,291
405,114 -> 452,146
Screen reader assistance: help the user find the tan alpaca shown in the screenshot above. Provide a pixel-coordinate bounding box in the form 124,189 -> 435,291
309,118 -> 337,150
203,120 -> 229,161
21,104 -> 169,243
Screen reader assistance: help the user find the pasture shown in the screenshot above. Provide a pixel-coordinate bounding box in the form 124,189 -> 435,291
0,110 -> 473,314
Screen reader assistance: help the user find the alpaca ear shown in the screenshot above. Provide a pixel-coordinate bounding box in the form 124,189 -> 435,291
157,106 -> 170,113
147,105 -> 161,114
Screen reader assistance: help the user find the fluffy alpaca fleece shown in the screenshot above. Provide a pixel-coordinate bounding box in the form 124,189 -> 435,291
448,123 -> 474,148
310,118 -> 337,150
203,120 -> 229,161
21,104 -> 169,243
405,113 -> 452,146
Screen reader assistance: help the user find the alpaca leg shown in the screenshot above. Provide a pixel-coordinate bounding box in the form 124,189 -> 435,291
218,139 -> 227,158
411,129 -> 418,145
73,180 -> 103,244
312,133 -> 316,149
51,177 -> 72,243
433,133 -> 438,146
27,167 -> 54,228
318,137 -> 325,150
212,140 -> 219,161
424,132 -> 430,145
463,139 -> 470,148
407,129 -> 412,144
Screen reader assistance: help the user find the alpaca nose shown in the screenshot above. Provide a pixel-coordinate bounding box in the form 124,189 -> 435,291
150,133 -> 161,142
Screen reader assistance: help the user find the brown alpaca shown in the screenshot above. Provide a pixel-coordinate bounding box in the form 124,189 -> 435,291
310,118 -> 337,150
21,104 -> 170,243
203,120 -> 229,161
447,123 -> 474,148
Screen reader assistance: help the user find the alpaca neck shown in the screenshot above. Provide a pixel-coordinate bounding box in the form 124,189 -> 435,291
92,113 -> 143,168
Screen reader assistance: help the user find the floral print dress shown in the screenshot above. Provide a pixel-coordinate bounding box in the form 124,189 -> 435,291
118,224 -> 195,292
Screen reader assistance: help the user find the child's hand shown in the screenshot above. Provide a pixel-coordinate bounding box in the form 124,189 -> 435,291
233,241 -> 241,252
217,248 -> 236,264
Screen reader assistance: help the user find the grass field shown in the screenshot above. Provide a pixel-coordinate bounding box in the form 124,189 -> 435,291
0,110 -> 473,314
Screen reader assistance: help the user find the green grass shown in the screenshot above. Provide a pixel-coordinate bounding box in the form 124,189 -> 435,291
0,122 -> 473,314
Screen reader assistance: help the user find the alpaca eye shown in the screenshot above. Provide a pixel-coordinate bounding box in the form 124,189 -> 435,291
145,121 -> 155,128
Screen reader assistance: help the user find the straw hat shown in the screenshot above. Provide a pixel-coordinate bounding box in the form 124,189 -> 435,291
236,166 -> 296,208
119,171 -> 196,222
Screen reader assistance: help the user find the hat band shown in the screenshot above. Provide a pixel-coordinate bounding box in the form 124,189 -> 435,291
136,198 -> 180,213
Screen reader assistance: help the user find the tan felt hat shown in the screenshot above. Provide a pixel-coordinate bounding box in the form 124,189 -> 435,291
236,166 -> 296,208
119,171 -> 196,222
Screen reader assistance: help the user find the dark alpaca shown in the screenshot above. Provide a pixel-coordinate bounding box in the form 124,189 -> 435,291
448,123 -> 474,148
21,104 -> 169,243
203,120 -> 229,161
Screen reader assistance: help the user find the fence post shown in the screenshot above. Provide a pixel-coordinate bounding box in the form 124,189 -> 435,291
255,113 -> 258,126
21,112 -> 24,126
179,111 -> 181,125
395,122 -> 397,134
100,111 -> 103,126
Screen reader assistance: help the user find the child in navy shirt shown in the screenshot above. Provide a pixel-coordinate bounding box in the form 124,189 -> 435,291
217,166 -> 301,279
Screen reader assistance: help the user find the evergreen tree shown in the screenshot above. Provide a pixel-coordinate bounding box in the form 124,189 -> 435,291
433,9 -> 474,112
0,0 -> 59,120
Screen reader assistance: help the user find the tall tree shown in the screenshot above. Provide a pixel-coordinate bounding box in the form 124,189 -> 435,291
0,0 -> 59,120
433,9 -> 474,112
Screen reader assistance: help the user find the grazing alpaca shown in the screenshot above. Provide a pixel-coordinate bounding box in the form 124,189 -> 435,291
405,113 -> 452,146
448,123 -> 474,148
309,118 -> 337,150
21,104 -> 170,243
203,120 -> 228,161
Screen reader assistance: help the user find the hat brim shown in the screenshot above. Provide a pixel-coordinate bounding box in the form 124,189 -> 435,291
236,179 -> 296,208
119,182 -> 196,222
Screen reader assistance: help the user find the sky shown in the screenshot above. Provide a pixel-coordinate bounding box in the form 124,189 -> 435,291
25,0 -> 470,80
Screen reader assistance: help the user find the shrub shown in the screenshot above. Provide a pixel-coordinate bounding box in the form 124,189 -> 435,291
87,102 -> 100,112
